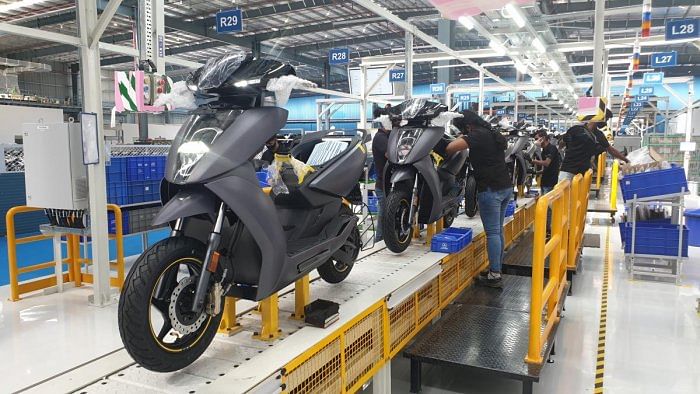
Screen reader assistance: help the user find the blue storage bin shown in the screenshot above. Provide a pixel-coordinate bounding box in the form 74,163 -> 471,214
107,182 -> 129,205
256,171 -> 269,187
505,200 -> 516,217
684,209 -> 700,247
106,157 -> 127,183
620,222 -> 688,257
128,180 -> 160,204
619,166 -> 688,201
431,227 -> 472,253
108,211 -> 129,234
367,195 -> 378,213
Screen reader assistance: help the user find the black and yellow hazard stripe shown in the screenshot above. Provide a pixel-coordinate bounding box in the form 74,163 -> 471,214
579,98 -> 608,122
594,227 -> 611,393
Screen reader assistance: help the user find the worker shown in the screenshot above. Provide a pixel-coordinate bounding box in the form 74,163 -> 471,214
372,106 -> 392,242
446,110 -> 512,288
559,109 -> 629,181
260,136 -> 280,165
531,129 -> 560,196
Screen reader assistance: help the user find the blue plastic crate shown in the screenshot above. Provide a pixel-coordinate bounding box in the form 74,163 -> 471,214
431,227 -> 472,253
505,200 -> 516,217
106,157 -> 127,183
108,211 -> 129,234
128,180 -> 160,204
367,195 -> 378,213
619,166 -> 688,201
684,209 -> 700,247
256,171 -> 269,187
107,182 -> 129,205
620,222 -> 688,257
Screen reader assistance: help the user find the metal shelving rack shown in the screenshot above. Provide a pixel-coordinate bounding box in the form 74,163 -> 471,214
625,190 -> 688,284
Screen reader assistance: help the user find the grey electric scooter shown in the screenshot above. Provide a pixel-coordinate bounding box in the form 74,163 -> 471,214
380,99 -> 468,253
118,54 -> 366,372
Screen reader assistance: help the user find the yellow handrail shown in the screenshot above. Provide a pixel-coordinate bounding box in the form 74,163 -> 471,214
596,152 -> 606,190
526,179 -> 570,364
610,160 -> 620,211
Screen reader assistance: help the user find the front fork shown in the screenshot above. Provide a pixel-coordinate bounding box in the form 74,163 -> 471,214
405,176 -> 420,228
191,203 -> 226,314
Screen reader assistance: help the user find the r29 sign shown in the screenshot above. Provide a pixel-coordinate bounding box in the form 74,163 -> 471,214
216,9 -> 243,33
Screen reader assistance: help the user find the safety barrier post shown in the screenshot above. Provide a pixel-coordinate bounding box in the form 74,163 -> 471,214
596,152 -> 606,190
567,175 -> 582,270
526,181 -> 570,364
254,293 -> 281,341
609,160 -> 620,211
218,297 -> 242,336
107,204 -> 125,287
292,275 -> 310,320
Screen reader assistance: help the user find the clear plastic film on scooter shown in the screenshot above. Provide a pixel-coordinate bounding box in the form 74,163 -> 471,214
266,154 -> 315,195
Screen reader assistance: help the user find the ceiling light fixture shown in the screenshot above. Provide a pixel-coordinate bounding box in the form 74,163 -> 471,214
458,16 -> 475,30
489,40 -> 507,56
504,3 -> 526,28
552,93 -> 557,99
514,60 -> 528,74
548,59 -> 560,72
0,0 -> 49,13
567,85 -> 574,93
533,38 -> 546,54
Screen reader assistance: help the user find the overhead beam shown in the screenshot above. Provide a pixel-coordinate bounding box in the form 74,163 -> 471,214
0,22 -> 81,46
89,0 -> 124,48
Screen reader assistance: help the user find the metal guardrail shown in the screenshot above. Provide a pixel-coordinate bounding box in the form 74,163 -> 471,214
6,204 -> 125,301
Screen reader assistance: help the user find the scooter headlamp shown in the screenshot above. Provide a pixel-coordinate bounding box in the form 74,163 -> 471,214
173,126 -> 223,183
396,128 -> 423,163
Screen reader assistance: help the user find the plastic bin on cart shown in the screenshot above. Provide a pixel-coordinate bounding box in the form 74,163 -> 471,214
256,171 -> 269,187
108,211 -> 129,234
684,209 -> 700,247
619,222 -> 689,257
367,195 -> 378,213
619,166 -> 688,201
431,227 -> 473,253
505,200 -> 516,217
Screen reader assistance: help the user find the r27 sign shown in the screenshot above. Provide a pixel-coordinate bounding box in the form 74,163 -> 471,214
389,69 -> 405,82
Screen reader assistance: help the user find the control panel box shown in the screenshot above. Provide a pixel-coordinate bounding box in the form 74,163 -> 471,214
23,123 -> 88,210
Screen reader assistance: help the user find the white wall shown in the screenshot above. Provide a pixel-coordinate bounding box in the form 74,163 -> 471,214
0,104 -> 64,144
120,123 -> 182,142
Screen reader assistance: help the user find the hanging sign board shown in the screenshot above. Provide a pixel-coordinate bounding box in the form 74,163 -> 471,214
457,93 -> 471,102
665,18 -> 699,41
635,95 -> 649,102
430,83 -> 446,95
389,69 -> 406,82
680,141 -> 697,152
643,72 -> 664,84
650,51 -> 677,68
496,109 -> 506,115
328,48 -> 350,65
216,9 -> 243,33
639,86 -> 654,95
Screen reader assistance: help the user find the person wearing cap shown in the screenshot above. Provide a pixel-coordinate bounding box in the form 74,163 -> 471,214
446,110 -> 512,288
559,109 -> 629,181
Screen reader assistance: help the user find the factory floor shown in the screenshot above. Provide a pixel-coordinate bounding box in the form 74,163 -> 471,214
1,214 -> 699,393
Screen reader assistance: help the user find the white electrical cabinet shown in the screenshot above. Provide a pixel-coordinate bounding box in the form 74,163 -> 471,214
23,123 -> 89,210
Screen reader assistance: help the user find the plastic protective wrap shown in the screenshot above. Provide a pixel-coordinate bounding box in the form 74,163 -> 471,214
625,146 -> 662,166
373,114 -> 392,131
430,111 -> 463,127
153,81 -> 197,110
266,154 -> 315,195
266,75 -> 317,106
197,52 -> 247,91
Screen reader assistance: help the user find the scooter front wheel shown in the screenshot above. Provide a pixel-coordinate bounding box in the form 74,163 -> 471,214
464,175 -> 478,218
382,187 -> 414,253
118,237 -> 223,372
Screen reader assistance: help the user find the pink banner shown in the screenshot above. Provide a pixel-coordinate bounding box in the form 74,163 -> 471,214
428,0 -> 534,19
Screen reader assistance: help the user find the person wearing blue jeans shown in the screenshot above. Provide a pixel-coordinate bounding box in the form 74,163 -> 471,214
447,110 -> 513,288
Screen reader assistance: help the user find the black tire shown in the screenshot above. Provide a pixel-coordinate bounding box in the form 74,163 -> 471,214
443,212 -> 455,228
118,237 -> 223,372
318,225 -> 360,284
382,186 -> 414,253
465,175 -> 478,218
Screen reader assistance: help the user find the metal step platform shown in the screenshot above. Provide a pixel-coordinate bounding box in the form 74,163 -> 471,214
404,274 -> 568,394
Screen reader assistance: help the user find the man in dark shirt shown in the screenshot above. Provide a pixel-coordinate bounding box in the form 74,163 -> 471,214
559,115 -> 629,181
531,130 -> 560,195
260,136 -> 280,165
372,108 -> 391,242
447,110 -> 513,288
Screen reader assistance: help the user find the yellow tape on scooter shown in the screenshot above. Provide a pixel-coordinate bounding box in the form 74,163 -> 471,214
430,151 -> 444,167
273,154 -> 315,184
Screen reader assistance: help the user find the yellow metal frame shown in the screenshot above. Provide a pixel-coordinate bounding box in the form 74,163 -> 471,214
596,152 -> 606,190
567,170 -> 593,270
218,296 -> 243,336
280,202 -> 539,393
610,160 -> 620,211
253,293 -> 281,341
526,181 -> 571,364
292,275 -> 310,320
6,204 -> 125,301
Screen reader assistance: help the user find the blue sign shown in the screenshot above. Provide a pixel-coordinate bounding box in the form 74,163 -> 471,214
496,109 -> 506,115
639,86 -> 654,95
518,113 -> 527,119
635,95 -> 649,102
328,48 -> 350,65
651,51 -> 678,68
457,94 -> 471,102
643,72 -> 664,84
632,102 -> 643,108
484,99 -> 490,107
430,83 -> 446,95
389,69 -> 405,83
665,18 -> 699,41
216,9 -> 243,33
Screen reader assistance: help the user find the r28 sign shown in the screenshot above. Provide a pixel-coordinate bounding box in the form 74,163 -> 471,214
328,48 -> 350,65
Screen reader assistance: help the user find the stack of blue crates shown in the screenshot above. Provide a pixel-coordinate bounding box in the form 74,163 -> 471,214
106,156 -> 165,205
431,227 -> 473,253
505,200 -> 516,217
619,166 -> 688,201
619,222 -> 688,257
107,210 -> 129,234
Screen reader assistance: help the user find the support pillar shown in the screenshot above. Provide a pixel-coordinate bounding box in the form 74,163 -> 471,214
592,0 -> 605,96
373,361 -> 392,394
360,65 -> 368,129
683,80 -> 694,178
218,297 -> 243,336
70,63 -> 79,105
292,275 -> 310,320
405,31 -> 413,100
478,70 -> 485,116
77,0 -> 111,306
436,20 -> 454,103
254,293 -> 281,341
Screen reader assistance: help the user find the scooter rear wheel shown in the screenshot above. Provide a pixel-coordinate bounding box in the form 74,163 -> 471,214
464,175 -> 478,218
318,225 -> 360,284
382,187 -> 414,253
118,237 -> 223,372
